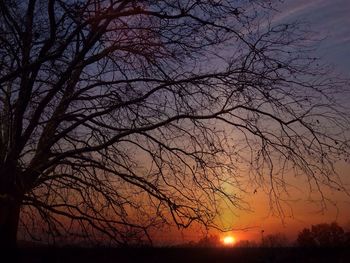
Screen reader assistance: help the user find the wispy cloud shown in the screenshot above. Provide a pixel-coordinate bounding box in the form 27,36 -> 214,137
273,0 -> 327,24
275,0 -> 350,73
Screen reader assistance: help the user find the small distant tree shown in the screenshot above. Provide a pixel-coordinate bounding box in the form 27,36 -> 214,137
297,222 -> 350,247
195,234 -> 221,248
235,240 -> 258,248
261,233 -> 289,247
344,232 -> 350,246
296,228 -> 316,247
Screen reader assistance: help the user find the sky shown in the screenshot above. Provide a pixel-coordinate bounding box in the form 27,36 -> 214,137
229,0 -> 350,244
275,0 -> 350,75
156,0 -> 350,245
235,0 -> 350,242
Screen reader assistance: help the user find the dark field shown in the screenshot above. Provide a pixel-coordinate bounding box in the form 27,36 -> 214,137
4,247 -> 350,263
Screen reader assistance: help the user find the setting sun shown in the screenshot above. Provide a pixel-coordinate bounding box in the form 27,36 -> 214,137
222,236 -> 236,246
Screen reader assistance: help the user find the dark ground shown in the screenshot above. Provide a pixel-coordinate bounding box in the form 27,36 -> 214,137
3,247 -> 350,263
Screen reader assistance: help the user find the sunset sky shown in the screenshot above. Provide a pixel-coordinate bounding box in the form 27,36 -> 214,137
229,0 -> 350,243
155,0 -> 350,245
2,0 -> 350,248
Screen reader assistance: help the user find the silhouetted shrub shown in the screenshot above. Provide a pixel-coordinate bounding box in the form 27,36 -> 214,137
297,222 -> 350,247
195,234 -> 221,247
261,233 -> 289,247
235,240 -> 258,248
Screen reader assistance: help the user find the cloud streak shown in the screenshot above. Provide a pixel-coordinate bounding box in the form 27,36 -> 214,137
275,0 -> 350,74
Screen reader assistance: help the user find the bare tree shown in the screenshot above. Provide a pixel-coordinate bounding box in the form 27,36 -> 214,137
0,0 -> 349,247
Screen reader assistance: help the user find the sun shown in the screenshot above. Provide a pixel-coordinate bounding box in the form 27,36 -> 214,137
222,236 -> 236,246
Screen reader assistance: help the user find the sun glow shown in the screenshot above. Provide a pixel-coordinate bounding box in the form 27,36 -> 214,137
222,236 -> 236,246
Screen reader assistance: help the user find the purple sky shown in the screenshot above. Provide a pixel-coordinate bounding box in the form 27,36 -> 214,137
276,0 -> 350,75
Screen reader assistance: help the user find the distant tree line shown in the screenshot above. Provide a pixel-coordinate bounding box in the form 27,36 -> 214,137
297,222 -> 350,247
187,222 -> 350,248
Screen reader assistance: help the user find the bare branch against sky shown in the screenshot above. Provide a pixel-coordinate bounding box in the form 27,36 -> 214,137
0,0 -> 349,247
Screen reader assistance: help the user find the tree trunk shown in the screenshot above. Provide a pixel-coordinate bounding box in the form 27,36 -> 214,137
0,196 -> 21,248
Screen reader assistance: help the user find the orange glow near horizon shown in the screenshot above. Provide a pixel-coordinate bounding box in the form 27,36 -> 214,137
222,236 -> 236,246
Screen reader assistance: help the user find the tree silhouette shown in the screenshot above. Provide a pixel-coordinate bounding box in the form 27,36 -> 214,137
235,240 -> 258,248
297,222 -> 350,247
296,228 -> 316,247
0,0 -> 349,247
195,234 -> 221,248
261,233 -> 289,248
